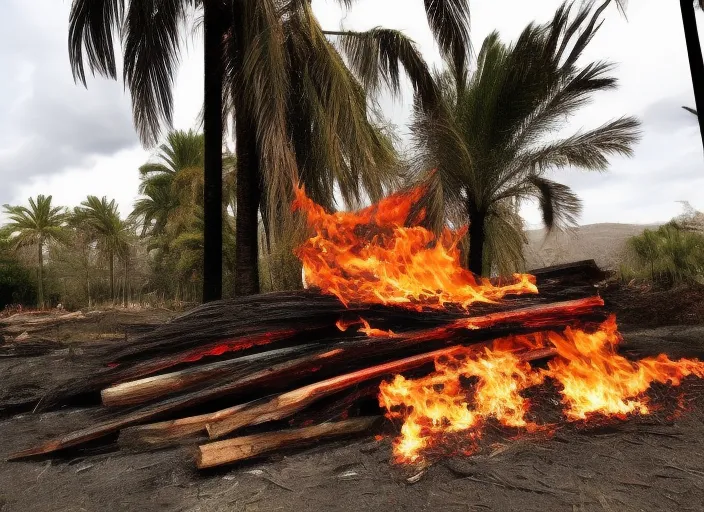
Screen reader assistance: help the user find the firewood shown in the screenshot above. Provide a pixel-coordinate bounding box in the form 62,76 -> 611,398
7,297 -> 598,460
196,417 -> 381,469
205,346 -> 558,440
118,404 -> 249,449
101,345 -> 317,407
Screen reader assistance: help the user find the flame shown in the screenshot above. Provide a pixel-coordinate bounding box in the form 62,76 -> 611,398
293,185 -> 537,310
380,317 -> 704,463
359,318 -> 397,338
379,337 -> 548,463
544,316 -> 704,420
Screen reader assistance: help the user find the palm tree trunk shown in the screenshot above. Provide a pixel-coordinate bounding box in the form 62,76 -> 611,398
467,210 -> 486,276
37,241 -> 44,309
232,3 -> 261,297
680,0 -> 704,154
234,111 -> 262,296
109,251 -> 115,304
202,1 -> 225,302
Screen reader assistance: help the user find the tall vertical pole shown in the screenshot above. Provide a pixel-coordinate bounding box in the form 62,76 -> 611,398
203,0 -> 224,302
680,0 -> 704,156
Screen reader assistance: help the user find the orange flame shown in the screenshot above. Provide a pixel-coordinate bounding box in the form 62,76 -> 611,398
379,345 -> 546,463
545,316 -> 704,420
292,185 -> 537,310
380,317 -> 704,463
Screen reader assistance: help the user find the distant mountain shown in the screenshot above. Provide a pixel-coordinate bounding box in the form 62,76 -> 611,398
524,223 -> 661,271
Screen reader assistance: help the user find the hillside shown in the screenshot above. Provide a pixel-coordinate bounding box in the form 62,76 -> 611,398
524,223 -> 660,271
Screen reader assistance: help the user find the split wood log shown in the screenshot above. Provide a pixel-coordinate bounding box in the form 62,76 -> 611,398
101,345 -> 317,407
7,297 -> 600,460
205,346 -> 558,440
197,417 -> 381,469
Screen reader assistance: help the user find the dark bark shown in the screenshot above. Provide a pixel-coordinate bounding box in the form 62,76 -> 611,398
468,209 -> 486,276
109,251 -> 114,303
233,100 -> 261,296
37,240 -> 44,309
203,1 -> 225,302
680,0 -> 704,156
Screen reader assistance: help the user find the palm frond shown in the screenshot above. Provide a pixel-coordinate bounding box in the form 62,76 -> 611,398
421,0 -> 472,89
335,28 -> 438,109
528,176 -> 582,231
68,0 -> 125,85
683,106 -> 699,117
122,0 -> 189,146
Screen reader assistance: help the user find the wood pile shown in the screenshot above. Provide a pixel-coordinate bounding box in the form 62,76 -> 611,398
5,261 -> 608,469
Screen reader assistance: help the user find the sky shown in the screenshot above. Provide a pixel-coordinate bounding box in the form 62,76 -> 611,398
0,0 -> 703,227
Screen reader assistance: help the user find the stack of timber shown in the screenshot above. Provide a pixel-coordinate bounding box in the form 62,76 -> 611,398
5,261 -> 608,469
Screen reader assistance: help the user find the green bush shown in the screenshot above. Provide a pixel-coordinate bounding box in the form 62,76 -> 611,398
620,222 -> 704,286
0,251 -> 36,309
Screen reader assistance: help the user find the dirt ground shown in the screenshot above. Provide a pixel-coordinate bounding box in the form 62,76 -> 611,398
1,293 -> 704,512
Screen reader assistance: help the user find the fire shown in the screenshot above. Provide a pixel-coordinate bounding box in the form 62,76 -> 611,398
544,316 -> 704,420
379,337 -> 548,463
293,185 -> 537,310
335,317 -> 397,337
380,317 -> 704,463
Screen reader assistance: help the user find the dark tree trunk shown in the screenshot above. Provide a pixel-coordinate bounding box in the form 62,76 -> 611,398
37,241 -> 44,309
234,112 -> 261,296
680,0 -> 704,155
109,251 -> 115,304
467,209 -> 486,276
202,1 -> 225,302
231,2 -> 261,297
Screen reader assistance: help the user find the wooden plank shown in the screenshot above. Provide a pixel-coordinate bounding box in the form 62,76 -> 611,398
197,417 -> 381,469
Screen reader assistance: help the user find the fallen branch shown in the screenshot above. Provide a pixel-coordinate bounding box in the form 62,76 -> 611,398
197,416 -> 381,469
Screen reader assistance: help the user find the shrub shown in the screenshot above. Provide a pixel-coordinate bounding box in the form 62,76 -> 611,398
621,222 -> 704,286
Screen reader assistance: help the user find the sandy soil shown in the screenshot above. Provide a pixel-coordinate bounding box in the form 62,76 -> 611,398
1,305 -> 704,512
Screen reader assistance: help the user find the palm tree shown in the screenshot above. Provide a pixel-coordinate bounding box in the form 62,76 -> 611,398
409,1 -> 640,276
131,130 -> 205,239
67,0 -> 471,298
2,196 -> 67,308
73,196 -> 132,302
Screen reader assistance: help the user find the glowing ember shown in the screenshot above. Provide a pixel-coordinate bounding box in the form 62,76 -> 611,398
293,185 -> 537,310
380,318 -> 704,463
359,318 -> 397,338
545,316 -> 704,420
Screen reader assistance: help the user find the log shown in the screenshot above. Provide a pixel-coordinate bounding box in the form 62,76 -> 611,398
119,404 -> 249,449
8,297 -> 599,460
206,346 -> 558,440
101,345 -> 317,407
196,417 -> 381,469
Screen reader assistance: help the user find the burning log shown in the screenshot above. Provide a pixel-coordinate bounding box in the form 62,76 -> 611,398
205,346 -> 558,440
196,417 -> 381,469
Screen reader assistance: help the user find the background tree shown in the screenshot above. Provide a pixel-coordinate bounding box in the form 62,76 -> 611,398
2,196 -> 67,308
0,229 -> 37,310
73,196 -> 132,303
409,1 -> 640,275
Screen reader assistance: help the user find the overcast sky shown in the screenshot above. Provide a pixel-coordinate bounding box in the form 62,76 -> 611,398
1,0 -> 703,227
